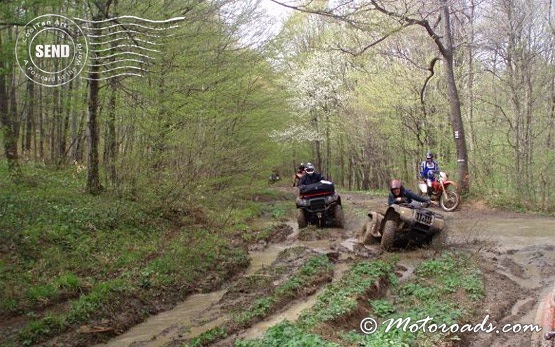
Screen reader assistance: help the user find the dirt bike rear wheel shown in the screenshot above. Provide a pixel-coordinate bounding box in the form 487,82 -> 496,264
440,188 -> 460,212
381,218 -> 397,251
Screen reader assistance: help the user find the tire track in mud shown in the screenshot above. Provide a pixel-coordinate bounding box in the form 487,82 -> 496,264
333,192 -> 555,347
96,191 -> 555,347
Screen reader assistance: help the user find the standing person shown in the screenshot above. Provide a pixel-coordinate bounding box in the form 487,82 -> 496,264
388,179 -> 432,206
419,152 -> 440,196
298,162 -> 324,186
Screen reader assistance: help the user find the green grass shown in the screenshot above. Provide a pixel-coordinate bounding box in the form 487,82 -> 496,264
297,259 -> 396,328
241,252 -> 485,347
0,164 -> 254,346
235,321 -> 340,347
355,251 -> 485,347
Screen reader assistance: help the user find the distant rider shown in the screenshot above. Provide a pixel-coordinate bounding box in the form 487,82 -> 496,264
419,152 -> 440,196
388,179 -> 432,206
299,162 -> 324,186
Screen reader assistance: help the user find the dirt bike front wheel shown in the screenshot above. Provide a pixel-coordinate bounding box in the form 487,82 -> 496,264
439,189 -> 460,212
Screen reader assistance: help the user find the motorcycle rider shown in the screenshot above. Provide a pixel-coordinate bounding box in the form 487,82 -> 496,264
388,179 -> 432,206
419,152 -> 440,196
299,162 -> 324,186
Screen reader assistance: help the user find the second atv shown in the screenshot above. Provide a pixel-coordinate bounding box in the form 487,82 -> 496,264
296,180 -> 344,228
359,201 -> 445,251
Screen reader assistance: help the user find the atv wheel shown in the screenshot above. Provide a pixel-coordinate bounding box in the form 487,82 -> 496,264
381,218 -> 398,251
334,205 -> 345,228
297,209 -> 307,229
439,188 -> 460,212
359,221 -> 379,245
430,229 -> 447,249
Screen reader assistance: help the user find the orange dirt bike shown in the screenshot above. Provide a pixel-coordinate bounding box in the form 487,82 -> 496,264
418,171 -> 460,212
533,286 -> 555,346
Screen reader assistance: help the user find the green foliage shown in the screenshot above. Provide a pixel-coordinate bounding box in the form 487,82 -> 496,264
413,251 -> 485,302
371,299 -> 396,318
235,321 -> 340,347
298,259 -> 395,328
0,164 -> 258,346
18,314 -> 65,347
186,327 -> 228,347
355,251 -> 485,346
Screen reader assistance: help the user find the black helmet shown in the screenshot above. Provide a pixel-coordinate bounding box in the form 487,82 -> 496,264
305,162 -> 315,174
298,163 -> 305,170
426,152 -> 433,160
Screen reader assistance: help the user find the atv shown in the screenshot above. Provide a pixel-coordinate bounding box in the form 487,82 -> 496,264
296,180 -> 344,228
359,200 -> 445,251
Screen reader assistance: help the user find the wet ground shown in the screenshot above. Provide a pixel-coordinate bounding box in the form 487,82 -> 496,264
94,192 -> 555,347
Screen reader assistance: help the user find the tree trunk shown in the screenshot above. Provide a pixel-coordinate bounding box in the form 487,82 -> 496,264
105,77 -> 118,186
0,34 -> 22,181
86,22 -> 102,194
24,79 -> 34,161
442,1 -> 470,194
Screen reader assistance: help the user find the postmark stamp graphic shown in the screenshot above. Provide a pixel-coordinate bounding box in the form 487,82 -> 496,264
16,14 -> 88,87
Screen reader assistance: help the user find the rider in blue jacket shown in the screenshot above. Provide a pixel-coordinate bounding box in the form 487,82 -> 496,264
420,152 -> 440,195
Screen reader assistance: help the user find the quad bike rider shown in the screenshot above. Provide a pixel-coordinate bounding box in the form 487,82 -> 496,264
268,169 -> 280,184
295,163 -> 344,228
292,163 -> 306,187
359,179 -> 445,251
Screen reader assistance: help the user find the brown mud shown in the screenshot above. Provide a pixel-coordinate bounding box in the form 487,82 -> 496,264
43,191 -> 555,346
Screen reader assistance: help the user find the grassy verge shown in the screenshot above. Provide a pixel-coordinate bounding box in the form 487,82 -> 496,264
0,164 -> 292,346
237,251 -> 484,347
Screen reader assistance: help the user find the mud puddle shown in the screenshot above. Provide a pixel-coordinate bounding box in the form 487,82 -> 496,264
94,248 -> 287,347
233,261 -> 351,342
444,207 -> 555,347
96,222 -> 350,347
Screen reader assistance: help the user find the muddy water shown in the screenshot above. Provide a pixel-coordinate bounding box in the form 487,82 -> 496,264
94,244 -> 291,347
94,290 -> 227,347
95,225 -> 345,347
449,215 -> 555,248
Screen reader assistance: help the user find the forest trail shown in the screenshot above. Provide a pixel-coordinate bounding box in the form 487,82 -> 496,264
96,191 -> 555,347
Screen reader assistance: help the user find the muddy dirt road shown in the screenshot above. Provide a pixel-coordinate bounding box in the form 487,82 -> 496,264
95,192 -> 555,347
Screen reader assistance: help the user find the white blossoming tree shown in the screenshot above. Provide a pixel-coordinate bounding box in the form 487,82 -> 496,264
270,49 -> 351,174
